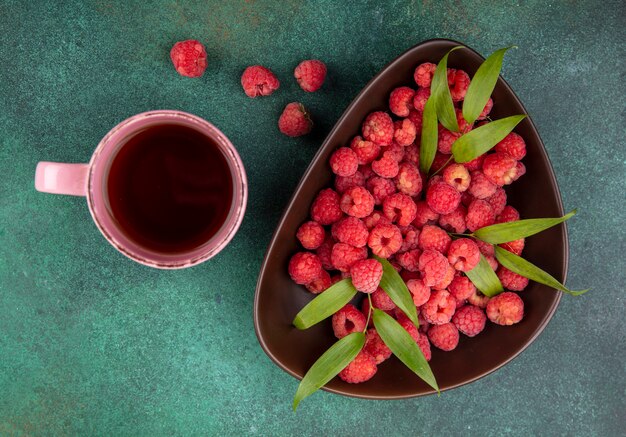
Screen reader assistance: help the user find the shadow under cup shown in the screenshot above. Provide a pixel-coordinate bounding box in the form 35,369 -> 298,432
88,111 -> 247,269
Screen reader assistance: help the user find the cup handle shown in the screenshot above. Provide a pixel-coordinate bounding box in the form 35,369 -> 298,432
35,162 -> 89,197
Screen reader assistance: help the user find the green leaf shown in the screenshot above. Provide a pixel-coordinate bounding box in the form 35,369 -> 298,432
292,332 -> 365,411
465,254 -> 504,297
473,210 -> 577,244
419,96 -> 438,174
462,46 -> 516,124
432,46 -> 463,132
494,247 -> 589,296
293,279 -> 357,330
372,309 -> 439,392
374,256 -> 419,327
451,115 -> 526,163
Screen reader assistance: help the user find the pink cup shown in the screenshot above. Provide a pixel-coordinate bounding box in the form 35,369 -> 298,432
35,110 -> 247,269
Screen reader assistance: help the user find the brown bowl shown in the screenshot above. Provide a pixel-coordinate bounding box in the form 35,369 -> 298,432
254,39 -> 567,399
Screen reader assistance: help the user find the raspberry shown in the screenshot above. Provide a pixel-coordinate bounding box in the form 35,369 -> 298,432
400,269 -> 421,282
363,211 -> 392,230
463,155 -> 485,172
359,164 -> 375,180
478,98 -> 494,120
371,154 -> 399,178
310,188 -> 343,225
500,238 -> 525,256
486,187 -> 507,216
418,250 -> 450,288
483,152 -> 519,186
331,217 -> 369,247
294,59 -> 326,92
434,264 -> 456,290
497,266 -> 529,291
364,329 -> 392,364
350,259 -> 383,293
413,62 -> 436,87
412,87 -> 430,112
350,136 -> 381,165
466,199 -> 496,232
427,175 -> 443,188
455,108 -> 474,134
332,304 -> 367,338
413,201 -> 440,228
296,221 -> 325,250
400,226 -> 420,252
396,249 -> 421,272
513,162 -> 526,181
460,191 -> 474,207
431,152 -> 452,174
394,162 -> 423,197
476,239 -> 495,256
437,125 -> 461,154
438,205 -> 467,234
447,238 -> 480,272
416,332 -> 432,361
407,110 -> 423,133
448,69 -> 470,101
497,205 -> 520,223
407,278 -> 431,306
240,65 -> 279,97
331,243 -> 367,272
426,182 -> 461,215
495,132 -> 526,161
468,170 -> 498,199
368,223 -> 403,258
338,350 -> 377,383
404,144 -> 420,165
485,255 -> 499,271
305,270 -> 331,294
396,313 -> 420,343
393,119 -> 417,146
335,170 -> 366,194
428,322 -> 459,351
486,292 -> 524,325
330,147 -> 359,177
288,252 -> 323,285
278,102 -> 312,137
371,287 -> 396,311
389,87 -> 415,117
468,288 -> 491,308
362,111 -> 394,146
340,186 -> 375,218
419,224 -> 452,254
452,305 -> 485,337
442,163 -> 470,192
316,236 -> 335,270
170,40 -> 208,78
383,193 -> 417,226
448,275 -> 476,300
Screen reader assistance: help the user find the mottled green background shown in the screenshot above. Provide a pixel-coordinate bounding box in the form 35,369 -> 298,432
0,0 -> 624,435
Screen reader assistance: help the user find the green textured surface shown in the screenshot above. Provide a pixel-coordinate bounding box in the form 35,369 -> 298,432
1,0 -> 624,435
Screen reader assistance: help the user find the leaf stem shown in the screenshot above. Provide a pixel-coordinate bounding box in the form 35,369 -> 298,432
429,156 -> 453,177
364,294 -> 373,332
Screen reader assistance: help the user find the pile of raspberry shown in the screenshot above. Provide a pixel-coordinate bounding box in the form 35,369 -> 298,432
288,62 -> 529,384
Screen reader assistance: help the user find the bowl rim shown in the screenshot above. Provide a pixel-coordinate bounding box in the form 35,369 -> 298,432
253,38 -> 567,400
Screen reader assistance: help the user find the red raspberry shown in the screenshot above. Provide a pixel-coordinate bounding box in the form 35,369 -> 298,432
401,269 -> 421,282
294,59 -> 326,92
486,187 -> 507,216
426,182 -> 461,215
455,297 -> 467,310
468,170 -> 497,199
400,225 -> 420,252
478,98 -> 494,120
486,292 -> 524,325
419,225 -> 452,254
416,332 -> 432,361
331,243 -> 367,272
466,199 -> 496,232
331,217 -> 369,247
340,186 -> 375,218
393,119 -> 417,146
447,238 -> 480,272
310,188 -> 343,225
371,287 -> 396,311
362,111 -> 394,146
500,238 -> 525,256
407,278 -> 431,306
497,205 -> 520,223
427,175 -> 443,188
305,270 -> 331,294
448,69 -> 470,101
371,154 -> 399,178
455,108 -> 474,134
463,154 -> 485,172
495,132 -> 526,160
448,275 -> 476,300
431,152 -> 452,174
383,193 -> 417,226
386,144 -> 406,163
396,313 -> 419,342
443,164 -> 471,192
296,221 -> 325,250
335,170 -> 366,194
170,40 -> 208,78
368,223 -> 403,258
418,250 -> 450,288
413,201 -> 440,228
288,252 -> 323,284
460,191 -> 474,207
350,136 -> 381,165
438,205 -> 467,234
407,110 -> 423,133
434,264 -> 456,290
278,102 -> 312,137
476,239 -> 495,257
485,255 -> 499,271
364,328 -> 392,364
513,161 -> 526,181
350,259 -> 383,293
330,147 -> 359,177
363,211 -> 392,230
316,236 -> 335,270
412,87 -> 430,112
497,266 -> 529,291
483,152 -> 519,186
413,62 -> 436,87
359,165 -> 374,181
437,125 -> 461,154
338,350 -> 377,383
240,65 -> 280,97
389,87 -> 415,117
396,249 -> 421,272
404,144 -> 420,165
468,288 -> 491,308
428,322 -> 459,351
394,162 -> 423,197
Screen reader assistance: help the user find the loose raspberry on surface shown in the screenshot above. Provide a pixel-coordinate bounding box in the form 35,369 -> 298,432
452,305 -> 486,337
170,40 -> 208,78
278,102 -> 313,137
443,163 -> 471,192
413,201 -> 440,228
241,65 -> 279,97
305,270 -> 331,294
413,62 -> 436,88
294,59 -> 327,92
364,329 -> 392,364
310,188 -> 343,225
412,87 -> 430,112
335,170 -> 366,194
330,243 -> 367,272
393,119 -> 417,146
371,153 -> 400,178
407,278 -> 431,307
340,186 -> 375,218
448,69 -> 470,102
383,193 -> 418,226
468,170 -> 498,199
396,249 -> 421,272
466,199 -> 496,232
483,152 -> 519,186
395,162 -> 423,197
428,322 -> 459,351
296,221 -> 325,250
330,147 -> 359,177
362,111 -> 394,146
486,187 -> 507,216
437,125 -> 461,154
447,238 -> 480,272
338,350 -> 377,383
486,292 -> 524,325
371,287 -> 397,311
500,238 -> 525,256
350,259 -> 383,293
418,250 -> 451,288
495,132 -> 527,161
331,217 -> 369,248
438,205 -> 467,234
288,252 -> 323,285
389,86 -> 415,117
368,223 -> 403,258
426,182 -> 461,215
497,205 -> 520,223
332,304 -> 366,339
448,275 -> 476,301
497,266 -> 529,291
350,136 -> 381,165
418,225 -> 452,254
